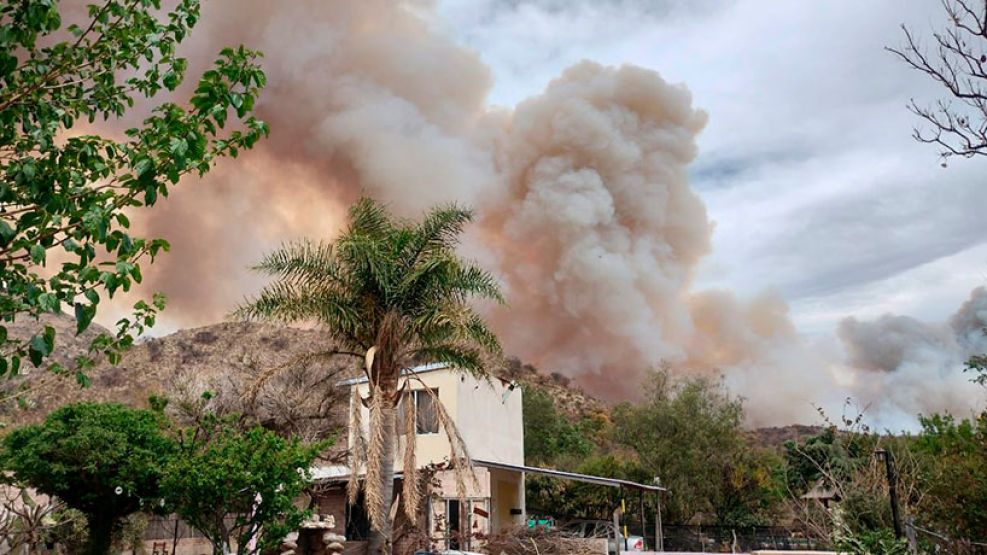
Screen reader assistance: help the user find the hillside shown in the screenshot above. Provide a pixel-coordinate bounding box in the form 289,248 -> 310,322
3,316 -> 352,439
501,357 -> 610,422
3,317 -> 821,450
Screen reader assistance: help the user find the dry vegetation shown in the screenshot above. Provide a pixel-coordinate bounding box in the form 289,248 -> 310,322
1,315 -> 356,443
482,527 -> 603,555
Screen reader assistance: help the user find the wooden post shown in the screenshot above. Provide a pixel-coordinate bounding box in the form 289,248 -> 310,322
639,490 -> 646,548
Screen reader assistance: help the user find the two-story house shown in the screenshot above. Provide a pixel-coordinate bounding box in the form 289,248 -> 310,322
306,362 -> 665,554
308,362 -> 526,551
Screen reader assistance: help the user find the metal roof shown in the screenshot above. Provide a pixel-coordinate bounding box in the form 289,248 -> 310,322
474,459 -> 666,493
309,460 -> 666,493
337,362 -> 452,387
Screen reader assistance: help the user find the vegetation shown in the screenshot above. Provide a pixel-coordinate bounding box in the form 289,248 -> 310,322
236,198 -> 504,555
161,415 -> 328,555
612,370 -> 783,526
912,412 -> 987,540
0,0 -> 267,388
0,399 -> 330,554
0,402 -> 174,555
525,368 -> 783,528
522,384 -> 592,466
522,365 -> 987,552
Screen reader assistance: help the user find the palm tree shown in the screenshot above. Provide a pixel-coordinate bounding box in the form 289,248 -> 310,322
235,198 -> 504,554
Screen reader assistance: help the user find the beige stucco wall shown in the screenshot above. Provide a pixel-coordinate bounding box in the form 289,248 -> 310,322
349,367 -> 524,469
456,372 -> 524,466
489,467 -> 525,532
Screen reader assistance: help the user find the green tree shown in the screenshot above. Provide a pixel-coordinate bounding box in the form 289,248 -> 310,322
611,369 -> 779,525
783,426 -> 872,495
913,412 -> 987,540
0,0 -> 268,385
236,198 -> 504,555
0,402 -> 174,555
522,384 -> 592,466
161,417 -> 328,555
525,454 -> 649,521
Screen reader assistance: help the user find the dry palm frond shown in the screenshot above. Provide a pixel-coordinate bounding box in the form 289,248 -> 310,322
364,387 -> 389,529
426,385 -> 478,505
347,386 -> 368,505
402,391 -> 420,520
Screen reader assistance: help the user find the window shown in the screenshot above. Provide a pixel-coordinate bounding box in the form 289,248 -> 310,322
397,388 -> 439,435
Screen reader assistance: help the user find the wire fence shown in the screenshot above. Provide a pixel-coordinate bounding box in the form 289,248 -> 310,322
909,521 -> 987,555
640,525 -> 828,553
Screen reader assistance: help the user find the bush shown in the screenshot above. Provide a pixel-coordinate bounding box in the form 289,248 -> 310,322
161,416 -> 330,554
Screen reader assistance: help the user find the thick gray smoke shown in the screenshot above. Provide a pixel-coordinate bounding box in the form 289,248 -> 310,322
835,287 -> 987,426
94,0 -> 984,427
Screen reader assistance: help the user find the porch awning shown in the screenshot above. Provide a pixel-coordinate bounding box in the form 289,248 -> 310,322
310,460 -> 666,493
474,459 -> 666,493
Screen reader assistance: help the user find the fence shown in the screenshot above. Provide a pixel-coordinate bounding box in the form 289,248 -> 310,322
653,525 -> 828,553
909,521 -> 987,555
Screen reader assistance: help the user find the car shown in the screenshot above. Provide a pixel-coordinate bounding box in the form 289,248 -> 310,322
559,519 -> 646,554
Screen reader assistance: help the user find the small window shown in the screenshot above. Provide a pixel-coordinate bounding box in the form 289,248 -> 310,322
398,389 -> 439,435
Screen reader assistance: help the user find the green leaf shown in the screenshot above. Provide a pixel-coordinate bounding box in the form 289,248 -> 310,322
29,244 -> 45,264
37,293 -> 59,312
28,334 -> 50,367
0,219 -> 15,245
134,157 -> 153,177
85,289 -> 100,305
75,303 -> 96,335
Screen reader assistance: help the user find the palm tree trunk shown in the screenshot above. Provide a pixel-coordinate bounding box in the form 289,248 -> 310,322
368,403 -> 397,555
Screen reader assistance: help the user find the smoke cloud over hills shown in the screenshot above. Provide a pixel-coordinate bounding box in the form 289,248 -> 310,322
108,0 -> 984,426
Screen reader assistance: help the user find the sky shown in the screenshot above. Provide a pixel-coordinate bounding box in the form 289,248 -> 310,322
433,0 -> 987,337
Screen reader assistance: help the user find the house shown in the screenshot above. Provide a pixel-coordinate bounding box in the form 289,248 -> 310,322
306,363 -> 666,554
307,363 -> 527,552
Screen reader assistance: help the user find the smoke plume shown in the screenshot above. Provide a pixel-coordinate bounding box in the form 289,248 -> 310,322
97,0 -> 984,426
834,287 -> 987,426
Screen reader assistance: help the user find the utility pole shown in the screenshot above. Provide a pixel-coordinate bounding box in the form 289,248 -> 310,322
875,448 -> 902,539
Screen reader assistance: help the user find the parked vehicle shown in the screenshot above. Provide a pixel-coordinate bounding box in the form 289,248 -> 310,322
526,515 -> 556,529
559,519 -> 646,554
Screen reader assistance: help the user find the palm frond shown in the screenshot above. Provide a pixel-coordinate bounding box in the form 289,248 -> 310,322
453,264 -> 505,304
462,313 -> 502,355
424,385 -> 479,499
348,197 -> 397,238
234,281 -> 367,347
401,393 -> 419,520
251,240 -> 342,287
347,387 -> 367,506
402,204 -> 474,266
364,388 -> 388,529
336,233 -> 396,308
233,281 -> 323,323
